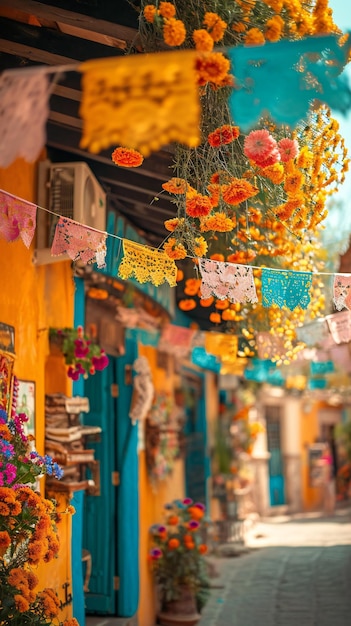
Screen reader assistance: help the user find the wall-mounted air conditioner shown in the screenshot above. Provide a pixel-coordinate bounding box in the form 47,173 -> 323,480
35,161 -> 106,265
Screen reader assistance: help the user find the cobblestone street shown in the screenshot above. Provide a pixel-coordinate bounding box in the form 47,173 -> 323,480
199,509 -> 351,626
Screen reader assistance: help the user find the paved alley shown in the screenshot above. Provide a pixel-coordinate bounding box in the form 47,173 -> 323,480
199,509 -> 351,626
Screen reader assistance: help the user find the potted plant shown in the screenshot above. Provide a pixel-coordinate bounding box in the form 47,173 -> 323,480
149,498 -> 210,626
49,326 -> 109,381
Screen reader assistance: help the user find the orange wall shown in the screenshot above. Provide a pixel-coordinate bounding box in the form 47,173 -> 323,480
300,401 -> 323,510
0,159 -> 75,620
137,345 -> 185,626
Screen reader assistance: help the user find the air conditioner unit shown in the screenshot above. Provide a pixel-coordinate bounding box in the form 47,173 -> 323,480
35,161 -> 106,265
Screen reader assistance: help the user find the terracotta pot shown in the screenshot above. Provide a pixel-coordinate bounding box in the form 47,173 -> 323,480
158,586 -> 201,626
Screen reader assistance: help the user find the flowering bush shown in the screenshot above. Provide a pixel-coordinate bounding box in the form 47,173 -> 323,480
149,498 -> 210,610
49,326 -> 109,381
0,379 -> 77,626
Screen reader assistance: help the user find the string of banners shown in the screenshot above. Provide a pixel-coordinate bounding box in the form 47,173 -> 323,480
1,189 -> 351,316
0,34 -> 350,168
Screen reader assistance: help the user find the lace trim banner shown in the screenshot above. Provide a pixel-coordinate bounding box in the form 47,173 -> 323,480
0,69 -> 51,168
0,191 -> 37,248
158,324 -> 195,358
198,258 -> 258,303
51,217 -> 107,268
261,268 -> 312,310
326,310 -> 351,345
333,274 -> 351,311
228,34 -> 351,132
118,240 -> 177,287
79,50 -> 200,157
205,332 -> 238,363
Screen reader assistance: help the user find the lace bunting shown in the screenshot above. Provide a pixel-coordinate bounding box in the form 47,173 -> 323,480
198,258 -> 258,304
51,217 -> 107,268
228,34 -> 351,132
205,332 -> 238,364
0,191 -> 37,247
79,50 -> 200,157
295,320 -> 329,347
118,240 -> 177,287
326,310 -> 351,345
158,324 -> 195,358
333,274 -> 351,311
261,269 -> 312,310
0,69 -> 51,167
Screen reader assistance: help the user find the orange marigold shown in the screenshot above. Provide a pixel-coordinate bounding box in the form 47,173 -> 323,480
162,177 -> 189,194
209,312 -> 221,323
163,18 -> 186,46
284,170 -> 304,194
184,278 -> 201,296
265,15 -> 284,42
201,212 -> 235,232
200,296 -> 214,307
198,544 -> 208,554
159,1 -> 176,18
196,52 -> 230,86
14,594 -> 30,613
163,237 -> 187,260
0,530 -> 11,548
207,183 -> 220,208
111,147 -> 144,167
143,4 -> 158,22
40,588 -> 60,618
215,299 -> 229,310
193,29 -> 214,52
178,299 -> 197,311
203,12 -> 227,42
63,620 -> 80,626
168,538 -> 180,549
168,515 -> 179,525
164,217 -> 184,231
176,268 -> 184,282
210,253 -> 225,262
210,170 -> 231,184
222,179 -> 259,205
261,162 -> 285,184
208,125 -> 240,148
245,28 -> 265,45
186,193 -> 212,218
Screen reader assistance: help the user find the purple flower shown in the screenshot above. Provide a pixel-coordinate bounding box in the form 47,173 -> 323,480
150,548 -> 163,560
5,463 -> 17,484
188,520 -> 200,530
183,498 -> 193,506
157,525 -> 166,534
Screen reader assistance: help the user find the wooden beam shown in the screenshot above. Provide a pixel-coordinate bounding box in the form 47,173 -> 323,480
0,38 -> 76,65
0,0 -> 139,50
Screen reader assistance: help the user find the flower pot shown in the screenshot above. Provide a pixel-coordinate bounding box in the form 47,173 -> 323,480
158,586 -> 201,626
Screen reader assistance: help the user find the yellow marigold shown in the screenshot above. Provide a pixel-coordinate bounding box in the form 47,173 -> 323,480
184,278 -> 201,296
159,1 -> 176,18
261,162 -> 285,184
284,170 -> 304,194
163,237 -> 187,260
14,594 -> 30,613
143,4 -> 158,23
222,178 -> 259,205
178,299 -> 197,311
296,146 -> 313,169
201,212 -> 235,232
194,236 -> 208,257
221,309 -> 237,321
163,18 -> 186,46
164,217 -> 184,231
245,28 -> 265,46
265,15 -> 284,42
196,52 -> 230,86
193,29 -> 214,52
203,12 -> 227,42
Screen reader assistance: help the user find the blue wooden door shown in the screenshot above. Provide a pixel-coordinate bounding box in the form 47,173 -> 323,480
265,406 -> 285,506
82,338 -> 139,617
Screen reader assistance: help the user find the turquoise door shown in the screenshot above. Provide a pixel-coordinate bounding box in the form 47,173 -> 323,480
83,339 -> 139,617
265,406 -> 286,506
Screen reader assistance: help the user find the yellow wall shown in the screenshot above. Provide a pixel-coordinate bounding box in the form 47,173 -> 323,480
0,159 -> 75,620
300,401 -> 323,510
137,345 -> 185,626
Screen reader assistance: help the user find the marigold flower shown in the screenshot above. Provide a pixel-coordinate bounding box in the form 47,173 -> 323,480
261,162 -> 285,184
186,193 -> 212,217
215,299 -> 229,310
265,15 -> 284,42
111,147 -> 144,167
210,253 -> 225,262
63,620 -> 80,626
163,237 -> 187,260
201,212 -> 236,232
164,217 -> 183,232
0,530 -> 11,548
176,268 -> 184,282
163,17 -> 186,46
178,299 -> 197,311
284,170 -> 304,194
184,278 -> 201,296
222,178 -> 259,205
143,4 -> 158,23
198,544 -> 208,554
162,177 -> 189,194
207,183 -> 220,207
159,1 -> 176,18
210,170 -> 230,185
208,125 -> 240,148
168,538 -> 180,549
209,312 -> 221,323
40,588 -> 60,618
200,297 -> 214,307
194,236 -> 208,257
203,12 -> 227,42
196,52 -> 230,86
168,515 -> 179,525
14,594 -> 30,613
193,29 -> 214,52
278,138 -> 299,162
244,27 -> 265,45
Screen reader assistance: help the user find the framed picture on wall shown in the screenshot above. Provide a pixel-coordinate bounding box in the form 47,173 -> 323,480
17,380 -> 36,437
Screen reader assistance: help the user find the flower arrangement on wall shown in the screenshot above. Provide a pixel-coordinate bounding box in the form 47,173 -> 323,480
122,1 -> 350,363
49,326 -> 109,381
0,378 -> 77,626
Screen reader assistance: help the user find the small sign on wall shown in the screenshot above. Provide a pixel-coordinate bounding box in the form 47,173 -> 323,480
308,443 -> 325,487
17,380 -> 36,437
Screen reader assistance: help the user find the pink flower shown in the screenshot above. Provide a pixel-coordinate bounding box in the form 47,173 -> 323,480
92,352 -> 109,371
74,339 -> 89,358
255,148 -> 281,168
244,129 -> 278,164
67,366 -> 80,381
278,137 -> 299,162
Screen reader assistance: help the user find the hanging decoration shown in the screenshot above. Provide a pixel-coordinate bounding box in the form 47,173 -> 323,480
0,190 -> 37,248
158,324 -> 195,359
118,240 -> 177,287
129,356 -> 154,425
295,320 -> 330,347
51,216 -> 107,268
333,274 -> 351,311
228,34 -> 351,132
0,67 -> 51,167
79,50 -> 200,157
198,258 -> 258,304
261,268 -> 312,310
205,332 -> 238,364
326,310 -> 351,345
